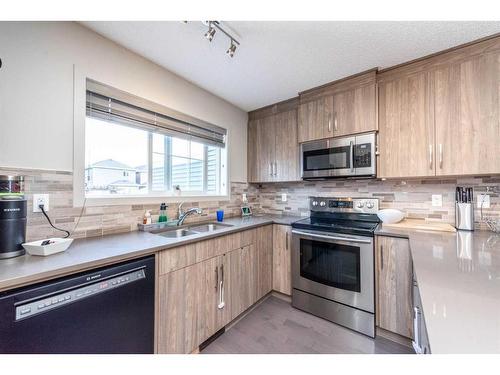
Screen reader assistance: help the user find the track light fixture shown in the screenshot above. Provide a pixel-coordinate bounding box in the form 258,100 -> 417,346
226,40 -> 237,58
201,21 -> 240,58
204,22 -> 216,42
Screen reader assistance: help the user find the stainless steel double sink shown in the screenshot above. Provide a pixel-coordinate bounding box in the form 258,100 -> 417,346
152,222 -> 234,239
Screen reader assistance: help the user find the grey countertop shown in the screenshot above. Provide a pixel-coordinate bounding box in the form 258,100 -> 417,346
376,225 -> 500,353
0,215 -> 302,293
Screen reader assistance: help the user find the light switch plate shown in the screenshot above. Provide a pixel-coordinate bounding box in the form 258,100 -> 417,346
33,194 -> 49,212
477,194 -> 490,208
281,193 -> 287,202
242,193 -> 247,203
432,194 -> 442,207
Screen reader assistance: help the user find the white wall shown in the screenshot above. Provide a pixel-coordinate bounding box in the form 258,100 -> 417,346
0,22 -> 248,182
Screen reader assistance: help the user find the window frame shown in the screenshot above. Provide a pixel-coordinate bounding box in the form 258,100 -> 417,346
73,72 -> 230,207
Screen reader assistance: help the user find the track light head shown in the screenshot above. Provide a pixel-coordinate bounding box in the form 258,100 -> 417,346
204,24 -> 216,42
226,40 -> 237,58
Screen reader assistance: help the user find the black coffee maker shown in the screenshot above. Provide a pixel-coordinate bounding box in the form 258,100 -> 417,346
0,176 -> 27,259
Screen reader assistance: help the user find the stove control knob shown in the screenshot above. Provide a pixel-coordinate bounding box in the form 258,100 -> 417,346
312,201 -> 318,207
366,201 -> 374,209
319,201 -> 326,207
356,201 -> 364,209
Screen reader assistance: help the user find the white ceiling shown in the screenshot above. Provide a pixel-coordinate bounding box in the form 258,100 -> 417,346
81,21 -> 500,111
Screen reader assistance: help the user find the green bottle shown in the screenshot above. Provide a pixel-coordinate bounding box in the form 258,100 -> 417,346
158,203 -> 168,223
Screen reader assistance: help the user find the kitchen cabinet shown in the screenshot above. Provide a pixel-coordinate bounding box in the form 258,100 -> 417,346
375,235 -> 413,339
256,224 -> 273,300
433,51 -> 500,175
298,96 -> 333,142
378,36 -> 500,178
248,108 -> 300,183
157,225 -> 273,353
298,70 -> 377,143
272,224 -> 292,295
378,71 -> 435,178
229,244 -> 258,320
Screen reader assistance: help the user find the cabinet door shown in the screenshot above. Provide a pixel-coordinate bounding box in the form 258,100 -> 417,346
229,245 -> 258,320
158,262 -> 203,353
274,109 -> 300,181
376,236 -> 413,339
272,225 -> 292,295
333,84 -> 377,137
256,225 -> 273,300
378,72 -> 435,178
249,116 -> 276,182
297,96 -> 333,142
247,119 -> 259,183
433,52 -> 500,175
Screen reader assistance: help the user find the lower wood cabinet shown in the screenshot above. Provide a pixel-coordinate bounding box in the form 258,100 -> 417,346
157,225 -> 273,353
375,235 -> 413,339
272,224 -> 292,295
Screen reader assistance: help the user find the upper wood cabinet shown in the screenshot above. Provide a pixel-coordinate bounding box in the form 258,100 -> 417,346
375,235 -> 413,339
297,96 -> 333,142
378,36 -> 500,178
378,71 -> 435,178
433,51 -> 500,175
248,99 -> 300,183
297,70 -> 377,143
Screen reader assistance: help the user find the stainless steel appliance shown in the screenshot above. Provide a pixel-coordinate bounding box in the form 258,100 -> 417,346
291,197 -> 379,337
0,255 -> 155,353
0,176 -> 27,259
300,132 -> 376,179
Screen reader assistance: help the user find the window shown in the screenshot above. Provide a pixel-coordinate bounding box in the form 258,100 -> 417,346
84,80 -> 227,198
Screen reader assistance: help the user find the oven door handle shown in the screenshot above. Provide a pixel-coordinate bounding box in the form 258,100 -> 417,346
291,230 -> 372,244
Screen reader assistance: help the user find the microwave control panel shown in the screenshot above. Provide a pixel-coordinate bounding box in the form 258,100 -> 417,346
354,143 -> 372,168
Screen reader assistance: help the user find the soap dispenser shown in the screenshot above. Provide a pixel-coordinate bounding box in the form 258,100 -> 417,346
159,203 -> 168,223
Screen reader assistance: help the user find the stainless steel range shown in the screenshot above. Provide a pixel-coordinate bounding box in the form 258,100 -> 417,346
291,197 -> 380,337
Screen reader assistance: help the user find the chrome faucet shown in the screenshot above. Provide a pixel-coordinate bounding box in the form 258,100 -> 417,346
177,202 -> 202,226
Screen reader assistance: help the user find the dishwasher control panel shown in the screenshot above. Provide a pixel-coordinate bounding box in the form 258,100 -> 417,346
15,268 -> 146,321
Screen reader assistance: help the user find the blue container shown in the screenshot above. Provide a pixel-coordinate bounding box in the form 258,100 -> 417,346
216,210 -> 224,222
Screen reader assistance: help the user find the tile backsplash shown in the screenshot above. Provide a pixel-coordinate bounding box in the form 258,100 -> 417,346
254,177 -> 500,230
0,167 -> 258,241
1,166 -> 499,241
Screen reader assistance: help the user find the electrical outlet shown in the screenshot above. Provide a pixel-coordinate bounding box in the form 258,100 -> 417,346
242,193 -> 247,203
477,194 -> 490,208
281,193 -> 287,202
431,194 -> 442,207
33,194 -> 49,212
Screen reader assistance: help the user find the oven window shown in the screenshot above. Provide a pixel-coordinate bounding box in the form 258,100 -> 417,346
303,146 -> 351,171
299,239 -> 361,292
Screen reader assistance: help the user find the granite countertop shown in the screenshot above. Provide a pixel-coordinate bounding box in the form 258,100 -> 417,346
376,225 -> 500,354
0,215 -> 302,293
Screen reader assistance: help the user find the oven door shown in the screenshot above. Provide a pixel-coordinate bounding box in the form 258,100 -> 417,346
301,136 -> 355,179
291,229 -> 374,313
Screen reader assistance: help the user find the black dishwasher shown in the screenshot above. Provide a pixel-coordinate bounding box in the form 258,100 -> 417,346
0,255 -> 155,354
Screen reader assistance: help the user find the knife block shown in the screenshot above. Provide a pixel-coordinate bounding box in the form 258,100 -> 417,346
455,202 -> 474,231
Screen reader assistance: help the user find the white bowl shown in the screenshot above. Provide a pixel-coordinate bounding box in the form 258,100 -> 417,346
377,209 -> 405,224
22,238 -> 73,256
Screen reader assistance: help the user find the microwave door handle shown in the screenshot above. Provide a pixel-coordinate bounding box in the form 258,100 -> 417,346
350,141 -> 354,173
291,230 -> 371,244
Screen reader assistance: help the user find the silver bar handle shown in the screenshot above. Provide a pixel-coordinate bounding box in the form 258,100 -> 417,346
439,144 -> 443,169
350,140 -> 354,172
429,144 -> 433,170
328,114 -> 332,132
380,245 -> 384,270
274,162 -> 278,176
215,266 -> 218,291
291,230 -> 371,244
269,162 -> 272,176
334,113 -> 338,131
285,232 -> 289,250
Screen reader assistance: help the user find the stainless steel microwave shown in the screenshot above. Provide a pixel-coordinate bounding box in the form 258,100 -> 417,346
300,132 -> 376,179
